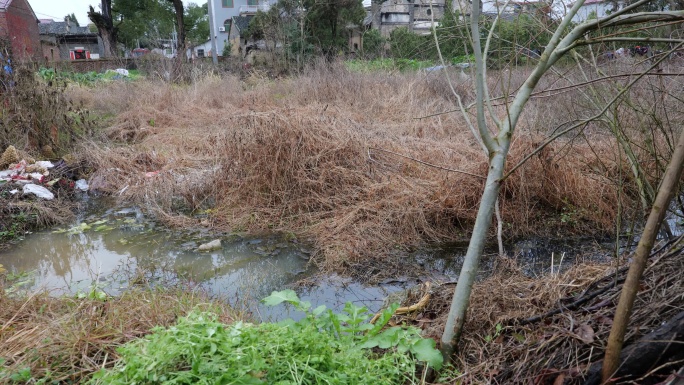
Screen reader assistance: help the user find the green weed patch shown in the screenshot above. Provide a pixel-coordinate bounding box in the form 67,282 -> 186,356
91,290 -> 442,384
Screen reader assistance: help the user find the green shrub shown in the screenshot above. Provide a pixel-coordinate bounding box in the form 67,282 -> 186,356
361,29 -> 386,59
90,290 -> 442,384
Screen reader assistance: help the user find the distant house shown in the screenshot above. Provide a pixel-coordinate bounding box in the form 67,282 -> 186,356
208,0 -> 273,56
38,18 -> 104,62
376,0 -> 446,37
187,39 -> 213,59
228,14 -> 254,56
0,0 -> 42,61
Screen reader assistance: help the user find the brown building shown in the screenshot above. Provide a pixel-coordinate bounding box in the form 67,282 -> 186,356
0,0 -> 42,62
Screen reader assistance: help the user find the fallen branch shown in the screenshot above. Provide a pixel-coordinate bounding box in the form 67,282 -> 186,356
370,282 -> 432,324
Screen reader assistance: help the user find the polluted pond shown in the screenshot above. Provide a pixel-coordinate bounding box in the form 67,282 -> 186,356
0,198 -> 619,321
0,200 -> 414,320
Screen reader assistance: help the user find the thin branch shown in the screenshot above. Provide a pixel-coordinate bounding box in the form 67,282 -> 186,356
428,2 -> 487,155
368,147 -> 486,179
500,42 -> 682,182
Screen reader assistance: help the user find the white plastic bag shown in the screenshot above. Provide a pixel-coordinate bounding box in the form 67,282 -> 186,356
23,184 -> 55,200
75,179 -> 89,191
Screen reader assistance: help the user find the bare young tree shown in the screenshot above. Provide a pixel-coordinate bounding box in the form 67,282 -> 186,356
438,0 -> 684,360
602,127 -> 684,382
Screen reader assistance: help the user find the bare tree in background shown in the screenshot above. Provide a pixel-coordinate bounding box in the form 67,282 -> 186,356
167,0 -> 187,82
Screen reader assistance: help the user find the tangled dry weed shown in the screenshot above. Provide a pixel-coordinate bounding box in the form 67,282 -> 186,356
72,61 -> 681,279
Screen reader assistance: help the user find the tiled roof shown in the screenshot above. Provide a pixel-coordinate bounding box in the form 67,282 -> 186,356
232,15 -> 254,33
38,21 -> 94,36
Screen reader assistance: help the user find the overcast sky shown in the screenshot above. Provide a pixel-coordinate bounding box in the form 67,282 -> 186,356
28,0 -> 93,25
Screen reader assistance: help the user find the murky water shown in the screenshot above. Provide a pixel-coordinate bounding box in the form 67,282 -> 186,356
0,199 -> 622,320
0,201 -> 412,320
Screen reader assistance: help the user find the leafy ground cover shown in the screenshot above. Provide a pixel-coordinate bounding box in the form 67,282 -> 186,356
37,67 -> 141,86
90,290 -> 444,385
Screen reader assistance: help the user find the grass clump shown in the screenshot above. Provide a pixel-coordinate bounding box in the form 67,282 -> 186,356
0,280 -> 235,384
37,67 -> 141,86
345,58 -> 435,72
91,290 -> 442,385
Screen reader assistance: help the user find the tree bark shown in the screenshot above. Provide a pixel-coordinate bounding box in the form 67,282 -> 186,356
585,311 -> 684,385
88,1 -> 118,57
168,0 -> 186,82
602,127 -> 684,382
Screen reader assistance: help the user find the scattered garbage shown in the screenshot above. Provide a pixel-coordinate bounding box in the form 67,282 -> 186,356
23,184 -> 55,200
0,145 -> 83,200
35,160 -> 55,169
75,179 -> 89,191
114,68 -> 129,77
198,239 -> 222,252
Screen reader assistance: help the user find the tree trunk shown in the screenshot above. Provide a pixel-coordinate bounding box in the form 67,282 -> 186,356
585,310 -> 684,385
88,1 -> 118,57
602,127 -> 684,382
168,0 -> 186,82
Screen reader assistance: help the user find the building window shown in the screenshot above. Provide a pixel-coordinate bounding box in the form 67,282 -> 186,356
222,0 -> 233,7
426,8 -> 432,15
224,19 -> 232,32
197,49 -> 205,57
248,0 -> 258,5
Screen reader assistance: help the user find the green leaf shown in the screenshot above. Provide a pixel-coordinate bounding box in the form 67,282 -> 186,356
369,303 -> 399,336
262,290 -> 300,307
312,305 -> 327,316
513,333 -> 525,343
411,338 -> 443,370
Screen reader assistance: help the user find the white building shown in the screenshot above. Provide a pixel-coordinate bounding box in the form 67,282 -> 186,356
208,0 -> 273,56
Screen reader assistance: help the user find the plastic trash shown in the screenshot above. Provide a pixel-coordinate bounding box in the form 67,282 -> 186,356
115,68 -> 130,77
29,173 -> 45,181
75,179 -> 89,191
198,239 -> 222,251
35,160 -> 55,169
23,184 -> 55,200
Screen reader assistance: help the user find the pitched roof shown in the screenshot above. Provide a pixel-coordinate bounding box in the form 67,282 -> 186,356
38,21 -> 94,36
232,15 -> 254,33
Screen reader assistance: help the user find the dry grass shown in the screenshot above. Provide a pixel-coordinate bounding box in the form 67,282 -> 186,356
70,60 -> 682,278
399,238 -> 684,384
0,285 -> 234,383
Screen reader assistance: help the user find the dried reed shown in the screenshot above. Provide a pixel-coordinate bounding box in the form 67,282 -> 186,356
0,286 -> 234,382
73,61 -> 681,278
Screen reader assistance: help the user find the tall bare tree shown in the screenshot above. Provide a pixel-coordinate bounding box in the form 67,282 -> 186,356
437,0 -> 684,360
167,0 -> 186,81
602,127 -> 684,382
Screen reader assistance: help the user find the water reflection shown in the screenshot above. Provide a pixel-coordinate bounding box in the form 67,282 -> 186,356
0,206 -> 407,320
